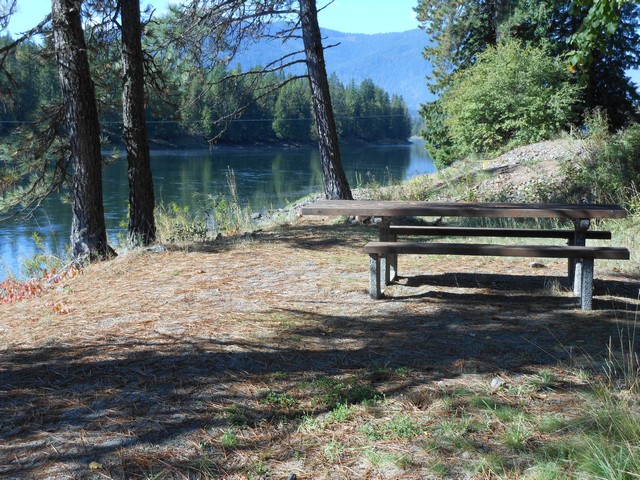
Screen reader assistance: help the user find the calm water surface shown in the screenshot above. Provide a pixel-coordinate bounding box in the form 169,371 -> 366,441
1,141 -> 434,280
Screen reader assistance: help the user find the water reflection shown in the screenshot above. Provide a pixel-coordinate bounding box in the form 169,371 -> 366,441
1,141 -> 434,279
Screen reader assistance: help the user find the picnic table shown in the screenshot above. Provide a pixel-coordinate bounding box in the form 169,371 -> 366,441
300,200 -> 630,310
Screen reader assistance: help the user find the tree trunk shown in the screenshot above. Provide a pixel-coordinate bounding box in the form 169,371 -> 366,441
299,0 -> 353,200
51,0 -> 114,261
121,0 -> 156,245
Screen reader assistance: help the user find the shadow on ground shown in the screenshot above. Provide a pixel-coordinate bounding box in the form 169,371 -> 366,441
2,298 -> 638,478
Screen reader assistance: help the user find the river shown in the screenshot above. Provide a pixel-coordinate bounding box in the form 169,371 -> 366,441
0,140 -> 435,280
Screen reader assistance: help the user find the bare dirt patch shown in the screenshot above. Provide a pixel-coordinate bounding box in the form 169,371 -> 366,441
1,217 -> 638,479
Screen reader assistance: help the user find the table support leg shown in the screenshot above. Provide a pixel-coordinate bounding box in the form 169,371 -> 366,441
379,218 -> 396,285
369,254 -> 382,299
581,258 -> 594,310
389,233 -> 398,282
572,219 -> 590,296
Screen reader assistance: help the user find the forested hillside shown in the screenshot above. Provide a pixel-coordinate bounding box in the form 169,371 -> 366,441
232,25 -> 434,112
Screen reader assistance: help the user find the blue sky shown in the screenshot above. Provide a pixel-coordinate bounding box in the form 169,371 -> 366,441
5,0 -> 420,36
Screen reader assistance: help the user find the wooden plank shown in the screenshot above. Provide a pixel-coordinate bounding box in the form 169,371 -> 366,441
301,200 -> 627,219
363,242 -> 630,260
388,226 -> 612,239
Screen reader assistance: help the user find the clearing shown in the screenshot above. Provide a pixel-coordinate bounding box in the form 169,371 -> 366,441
1,216 -> 639,479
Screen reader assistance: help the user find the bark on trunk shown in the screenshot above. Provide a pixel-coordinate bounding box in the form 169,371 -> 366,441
121,0 -> 156,245
299,0 -> 353,200
51,0 -> 114,261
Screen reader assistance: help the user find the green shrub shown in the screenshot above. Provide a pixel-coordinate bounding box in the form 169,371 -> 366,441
561,118 -> 640,206
437,40 -> 581,161
20,232 -> 65,278
154,202 -> 209,244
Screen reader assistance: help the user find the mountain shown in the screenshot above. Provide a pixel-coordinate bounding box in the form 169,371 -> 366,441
232,26 -> 435,114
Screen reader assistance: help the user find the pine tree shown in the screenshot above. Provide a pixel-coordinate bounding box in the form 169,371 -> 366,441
51,0 -> 114,260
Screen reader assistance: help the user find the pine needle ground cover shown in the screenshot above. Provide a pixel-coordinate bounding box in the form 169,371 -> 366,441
1,220 -> 639,479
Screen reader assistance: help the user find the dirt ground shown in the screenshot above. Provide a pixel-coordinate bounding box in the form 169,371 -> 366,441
1,218 -> 639,479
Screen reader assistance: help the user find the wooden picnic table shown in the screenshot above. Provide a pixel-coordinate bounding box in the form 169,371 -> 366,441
300,200 -> 629,310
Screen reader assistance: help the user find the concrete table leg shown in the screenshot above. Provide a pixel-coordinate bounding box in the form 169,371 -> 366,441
580,258 -> 594,310
572,219 -> 590,296
379,218 -> 396,285
369,254 -> 382,299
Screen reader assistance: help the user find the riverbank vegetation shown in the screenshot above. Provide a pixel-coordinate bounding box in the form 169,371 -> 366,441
417,0 -> 639,168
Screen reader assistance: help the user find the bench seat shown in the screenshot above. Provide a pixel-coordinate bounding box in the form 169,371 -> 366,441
365,242 -> 628,258
380,227 -> 613,298
364,241 -> 630,310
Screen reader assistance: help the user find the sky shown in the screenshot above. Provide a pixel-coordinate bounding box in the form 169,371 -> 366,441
5,0 -> 421,36
4,0 -> 637,85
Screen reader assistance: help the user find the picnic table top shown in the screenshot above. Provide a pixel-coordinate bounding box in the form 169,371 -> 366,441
300,200 -> 627,220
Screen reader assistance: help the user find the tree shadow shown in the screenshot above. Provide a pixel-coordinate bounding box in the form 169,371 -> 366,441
2,291 -> 636,478
394,272 -> 640,303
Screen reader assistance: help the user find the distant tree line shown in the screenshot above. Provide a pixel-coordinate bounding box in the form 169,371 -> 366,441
0,38 -> 412,146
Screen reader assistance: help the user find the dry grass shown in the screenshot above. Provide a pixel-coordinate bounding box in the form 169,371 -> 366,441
1,218 -> 639,479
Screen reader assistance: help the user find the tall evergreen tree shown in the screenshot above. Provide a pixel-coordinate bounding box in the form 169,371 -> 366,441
389,94 -> 412,140
272,78 -> 311,141
120,0 -> 156,245
299,0 -> 352,199
416,0 -> 512,94
168,0 -> 352,199
51,0 -> 114,260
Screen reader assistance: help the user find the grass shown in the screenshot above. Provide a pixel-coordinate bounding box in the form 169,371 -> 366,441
154,168 -> 254,245
227,358 -> 640,478
322,440 -> 344,462
361,414 -> 424,440
363,446 -> 414,469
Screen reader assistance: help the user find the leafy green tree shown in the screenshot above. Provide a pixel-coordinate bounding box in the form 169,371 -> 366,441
420,99 -> 461,167
418,0 -> 639,163
439,40 -> 581,158
418,0 -> 639,123
568,0 -> 629,67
